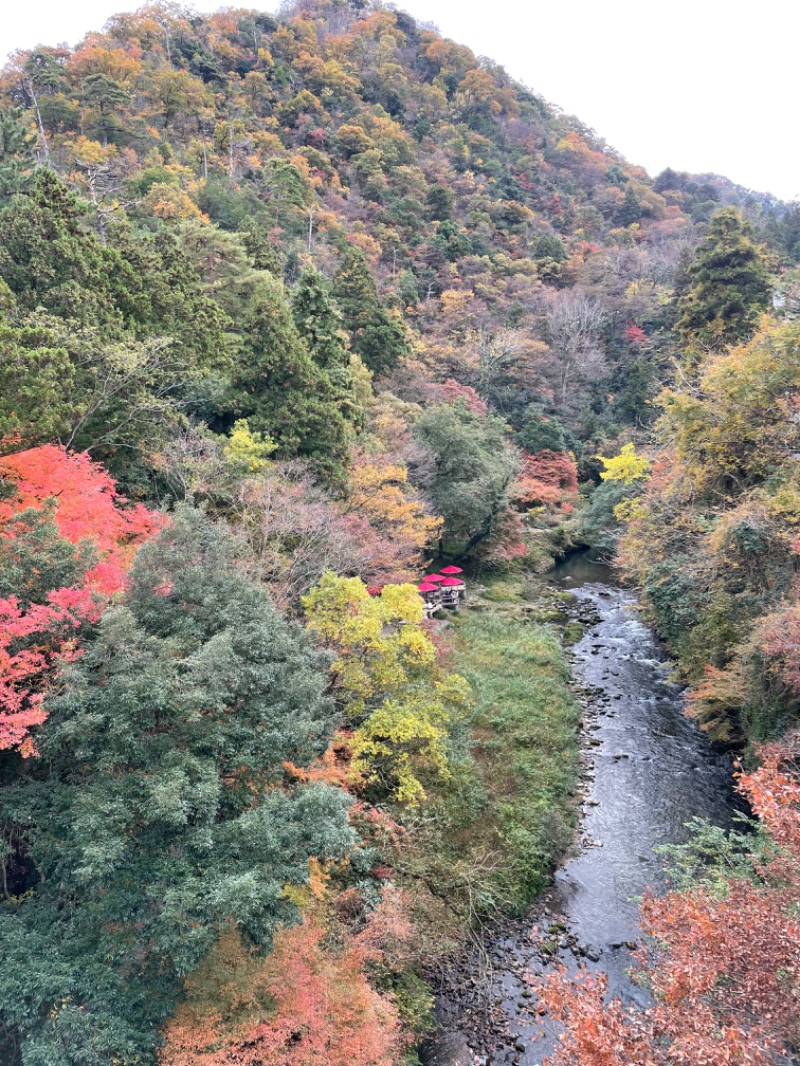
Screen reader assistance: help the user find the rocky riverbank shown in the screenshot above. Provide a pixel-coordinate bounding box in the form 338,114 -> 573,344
421,554 -> 736,1065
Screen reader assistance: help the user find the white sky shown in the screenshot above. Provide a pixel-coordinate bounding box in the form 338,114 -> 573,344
2,0 -> 798,201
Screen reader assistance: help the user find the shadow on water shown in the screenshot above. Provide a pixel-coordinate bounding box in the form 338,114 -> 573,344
550,547 -> 620,590
423,552 -> 738,1066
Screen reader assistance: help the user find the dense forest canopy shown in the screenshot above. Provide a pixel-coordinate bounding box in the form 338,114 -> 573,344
0,0 -> 798,1062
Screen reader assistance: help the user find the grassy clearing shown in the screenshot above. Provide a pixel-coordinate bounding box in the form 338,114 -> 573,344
387,578 -> 581,1054
449,604 -> 581,910
479,576 -> 528,603
395,576 -> 580,925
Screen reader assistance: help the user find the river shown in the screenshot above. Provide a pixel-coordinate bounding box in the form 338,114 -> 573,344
423,552 -> 738,1066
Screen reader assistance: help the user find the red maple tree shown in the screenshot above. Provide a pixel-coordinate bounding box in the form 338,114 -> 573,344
516,450 -> 578,511
625,323 -> 647,346
0,445 -> 163,595
0,445 -> 163,754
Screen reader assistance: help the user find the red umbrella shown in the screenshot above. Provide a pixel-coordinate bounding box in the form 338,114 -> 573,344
424,574 -> 445,582
439,565 -> 464,575
439,577 -> 463,587
417,582 -> 439,592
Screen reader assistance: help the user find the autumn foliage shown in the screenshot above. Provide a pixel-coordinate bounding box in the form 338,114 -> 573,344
516,450 -> 578,511
755,600 -> 800,698
616,318 -> 800,742
345,452 -> 442,570
0,445 -> 162,753
303,572 -> 470,804
535,734 -> 800,1066
0,587 -> 100,755
0,445 -> 163,594
1,0 -> 794,1061
159,901 -> 405,1066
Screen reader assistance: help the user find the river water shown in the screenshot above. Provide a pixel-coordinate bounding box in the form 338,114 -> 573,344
424,553 -> 738,1065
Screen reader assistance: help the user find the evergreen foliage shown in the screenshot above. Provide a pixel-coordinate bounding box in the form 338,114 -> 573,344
292,267 -> 350,373
0,170 -> 123,327
516,409 -> 568,454
0,107 -> 36,202
229,274 -> 350,480
413,402 -> 520,556
0,508 -> 352,1063
291,267 -> 364,426
0,317 -> 74,449
332,247 -> 408,376
676,207 -> 772,351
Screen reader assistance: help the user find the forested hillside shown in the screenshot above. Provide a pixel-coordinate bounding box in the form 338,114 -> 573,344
1,1 -> 799,1062
3,0 -> 797,488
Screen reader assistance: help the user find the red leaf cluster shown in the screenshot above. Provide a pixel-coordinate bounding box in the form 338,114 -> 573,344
0,589 -> 99,756
0,446 -> 163,754
437,379 -> 489,416
625,323 -> 647,345
0,445 -> 164,595
515,450 -> 578,510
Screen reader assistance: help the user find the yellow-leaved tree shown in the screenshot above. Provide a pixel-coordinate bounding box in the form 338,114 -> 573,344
596,442 -> 650,484
345,454 -> 441,567
223,419 -> 277,474
596,442 -> 651,522
303,572 -> 470,804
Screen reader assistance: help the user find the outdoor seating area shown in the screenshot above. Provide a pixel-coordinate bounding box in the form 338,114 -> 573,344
366,568 -> 467,619
417,565 -> 466,617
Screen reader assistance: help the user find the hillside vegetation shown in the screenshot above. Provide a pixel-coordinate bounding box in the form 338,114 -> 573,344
0,1 -> 799,1062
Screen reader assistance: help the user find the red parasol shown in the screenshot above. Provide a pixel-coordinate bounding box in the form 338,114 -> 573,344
424,574 -> 445,582
439,565 -> 464,575
439,577 -> 463,587
417,582 -> 439,592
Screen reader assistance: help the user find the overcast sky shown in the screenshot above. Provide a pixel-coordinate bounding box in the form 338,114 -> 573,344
2,0 -> 798,201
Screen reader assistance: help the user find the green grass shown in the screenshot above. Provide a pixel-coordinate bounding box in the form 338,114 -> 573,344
385,582 -> 581,1038
448,608 -> 581,910
395,579 -> 580,923
480,575 -> 527,603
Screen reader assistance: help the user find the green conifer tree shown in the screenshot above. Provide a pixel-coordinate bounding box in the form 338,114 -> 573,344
0,316 -> 75,448
230,274 -> 350,479
0,172 -> 231,376
0,107 -> 36,203
292,266 -> 368,428
292,267 -> 350,372
677,207 -> 772,351
0,169 -> 121,326
240,219 -> 283,274
332,246 -> 408,376
617,184 -> 641,226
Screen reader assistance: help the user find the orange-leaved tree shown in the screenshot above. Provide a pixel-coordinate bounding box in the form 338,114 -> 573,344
516,450 -> 578,512
535,733 -> 800,1066
0,445 -> 163,595
159,898 -> 405,1066
344,451 -> 441,572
